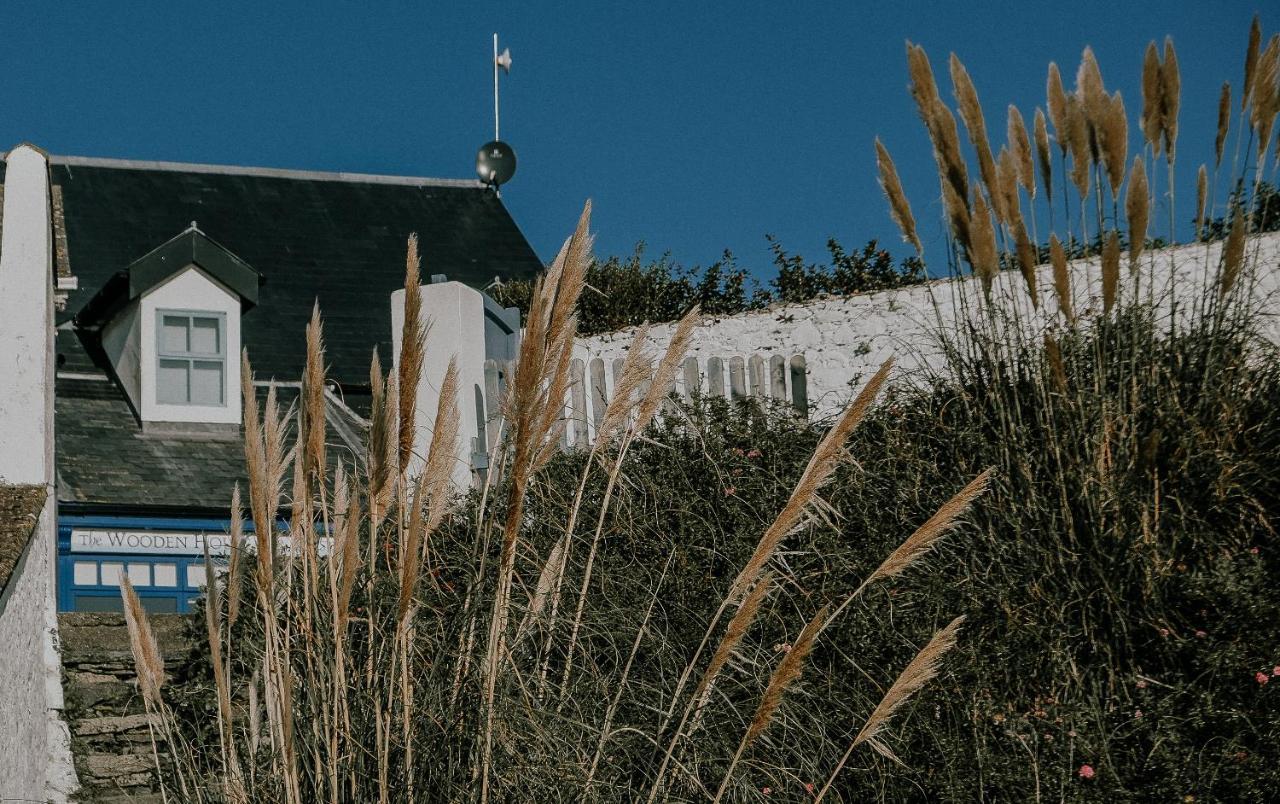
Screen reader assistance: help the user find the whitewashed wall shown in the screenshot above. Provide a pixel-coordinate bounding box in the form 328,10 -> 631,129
0,144 -> 78,801
575,233 -> 1280,424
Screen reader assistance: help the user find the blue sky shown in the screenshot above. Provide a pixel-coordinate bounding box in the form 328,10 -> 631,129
0,2 -> 1263,280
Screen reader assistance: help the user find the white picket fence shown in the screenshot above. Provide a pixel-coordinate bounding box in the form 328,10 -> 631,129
476,353 -> 808,456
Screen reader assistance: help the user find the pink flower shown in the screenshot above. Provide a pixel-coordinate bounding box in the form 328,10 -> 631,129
1134,709 -> 1143,719
1136,680 -> 1147,689
1257,672 -> 1270,685
1250,546 -> 1260,555
804,782 -> 815,795
724,486 -> 736,496
761,787 -> 772,795
1195,630 -> 1207,638
731,447 -> 745,457
747,448 -> 762,459
1159,628 -> 1170,638
1078,764 -> 1095,780
1272,666 -> 1280,677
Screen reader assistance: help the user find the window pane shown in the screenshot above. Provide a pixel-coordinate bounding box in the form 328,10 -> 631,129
187,564 -> 207,588
190,361 -> 224,405
157,359 -> 190,404
75,595 -> 123,613
161,315 -> 189,353
100,562 -> 124,586
73,561 -> 98,586
153,564 -> 178,587
127,563 -> 152,586
190,317 -> 221,355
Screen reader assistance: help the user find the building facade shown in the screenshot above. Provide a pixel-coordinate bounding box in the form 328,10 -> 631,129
1,149 -> 540,614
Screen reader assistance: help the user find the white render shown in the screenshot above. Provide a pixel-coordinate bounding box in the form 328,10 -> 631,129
0,143 -> 78,802
136,266 -> 242,425
101,300 -> 143,413
391,281 -> 489,489
575,233 -> 1280,422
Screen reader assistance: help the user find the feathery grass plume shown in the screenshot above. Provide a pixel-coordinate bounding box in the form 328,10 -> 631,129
204,546 -> 236,771
227,484 -> 244,626
1160,38 -> 1180,162
1253,37 -> 1280,160
933,100 -> 972,206
996,146 -> 1021,226
398,359 -> 459,621
1102,230 -> 1120,316
729,359 -> 892,602
482,202 -> 592,801
240,352 -> 266,536
1045,334 -> 1068,393
941,175 -> 973,259
1216,82 -> 1231,169
1195,165 -> 1208,241
1013,219 -> 1039,309
692,572 -> 774,707
743,604 -> 829,747
1008,106 -> 1035,197
1076,47 -> 1107,148
713,605 -> 830,804
1244,15 -> 1262,112
1065,94 -> 1091,200
398,233 -> 427,475
1141,42 -> 1163,153
121,577 -> 166,709
302,302 -> 327,482
1220,206 -> 1247,299
1049,235 -> 1075,325
815,616 -> 966,800
906,41 -> 942,119
367,350 -> 395,523
633,306 -> 700,433
907,43 -> 970,209
951,53 -> 1004,222
875,138 -> 923,255
335,476 -> 361,632
969,188 -> 1000,298
864,470 -> 992,590
1126,157 -> 1149,270
1100,92 -> 1128,197
594,325 -> 654,449
1033,108 -> 1053,203
1047,63 -> 1070,157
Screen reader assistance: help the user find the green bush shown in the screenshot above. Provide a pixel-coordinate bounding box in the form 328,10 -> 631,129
490,238 -> 924,336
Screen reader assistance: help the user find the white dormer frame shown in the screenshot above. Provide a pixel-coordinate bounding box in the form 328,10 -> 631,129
139,266 -> 241,424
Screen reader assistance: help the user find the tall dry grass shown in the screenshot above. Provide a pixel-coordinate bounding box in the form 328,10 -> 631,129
127,198 -> 985,802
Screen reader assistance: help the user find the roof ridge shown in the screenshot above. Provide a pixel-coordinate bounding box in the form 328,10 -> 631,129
35,153 -> 486,189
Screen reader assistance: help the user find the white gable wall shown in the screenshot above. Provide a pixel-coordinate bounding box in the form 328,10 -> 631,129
100,300 -> 142,414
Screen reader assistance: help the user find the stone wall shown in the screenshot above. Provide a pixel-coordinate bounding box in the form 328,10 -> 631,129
573,233 -> 1280,426
0,486 -> 76,802
59,613 -> 193,803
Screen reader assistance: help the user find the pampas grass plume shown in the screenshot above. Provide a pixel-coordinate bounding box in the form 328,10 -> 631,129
876,138 -> 923,255
1126,157 -> 1149,270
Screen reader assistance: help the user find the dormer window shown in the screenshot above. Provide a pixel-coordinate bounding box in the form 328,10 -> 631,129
73,224 -> 261,427
157,311 -> 227,406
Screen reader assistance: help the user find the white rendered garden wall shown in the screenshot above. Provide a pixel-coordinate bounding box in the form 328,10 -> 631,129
573,233 -> 1280,427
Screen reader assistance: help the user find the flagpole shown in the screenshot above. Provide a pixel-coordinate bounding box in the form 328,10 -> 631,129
493,33 -> 500,141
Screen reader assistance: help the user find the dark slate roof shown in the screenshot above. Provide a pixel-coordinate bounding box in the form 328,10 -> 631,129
48,156 -> 543,386
56,377 -> 366,512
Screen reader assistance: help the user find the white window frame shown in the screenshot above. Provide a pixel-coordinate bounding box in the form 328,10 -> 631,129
155,309 -> 227,407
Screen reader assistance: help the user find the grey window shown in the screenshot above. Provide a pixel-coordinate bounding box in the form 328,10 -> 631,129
156,311 -> 225,406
